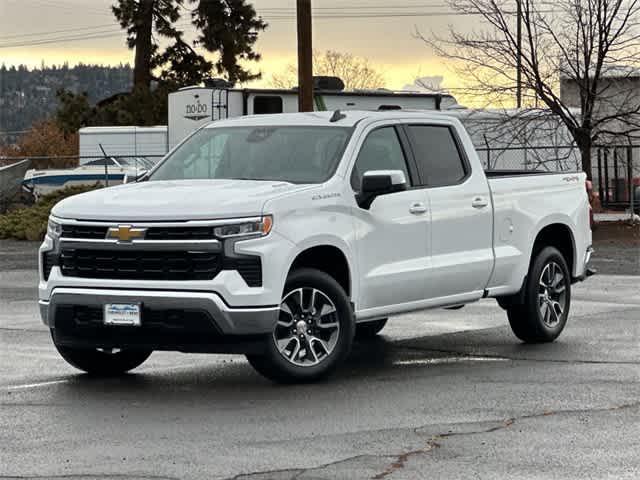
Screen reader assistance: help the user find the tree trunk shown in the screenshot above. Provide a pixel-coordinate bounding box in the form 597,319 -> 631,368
575,131 -> 593,181
133,0 -> 155,90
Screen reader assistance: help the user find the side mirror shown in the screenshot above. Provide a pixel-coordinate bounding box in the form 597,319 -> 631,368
357,170 -> 407,209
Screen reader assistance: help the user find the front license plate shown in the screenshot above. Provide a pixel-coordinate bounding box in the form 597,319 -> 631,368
104,303 -> 141,326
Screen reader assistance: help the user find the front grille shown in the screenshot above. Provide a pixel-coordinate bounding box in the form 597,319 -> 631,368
60,225 -> 218,241
59,249 -> 221,281
145,226 -> 216,240
61,225 -> 109,239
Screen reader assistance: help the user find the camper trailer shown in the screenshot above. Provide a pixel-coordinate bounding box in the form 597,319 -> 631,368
168,78 -> 458,148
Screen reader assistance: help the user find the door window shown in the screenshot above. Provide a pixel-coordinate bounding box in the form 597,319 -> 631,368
351,127 -> 411,191
407,125 -> 468,187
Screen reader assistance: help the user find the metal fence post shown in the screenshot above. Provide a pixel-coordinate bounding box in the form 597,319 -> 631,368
604,149 -> 610,207
597,148 -> 604,204
628,146 -> 635,221
483,134 -> 491,170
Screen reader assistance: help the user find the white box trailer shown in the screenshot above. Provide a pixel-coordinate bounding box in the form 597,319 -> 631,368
79,126 -> 168,164
168,85 -> 458,149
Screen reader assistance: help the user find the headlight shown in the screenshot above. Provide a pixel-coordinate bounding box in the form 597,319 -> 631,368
214,215 -> 273,239
47,218 -> 62,240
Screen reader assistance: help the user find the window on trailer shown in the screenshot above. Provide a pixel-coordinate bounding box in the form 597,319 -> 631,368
253,96 -> 284,115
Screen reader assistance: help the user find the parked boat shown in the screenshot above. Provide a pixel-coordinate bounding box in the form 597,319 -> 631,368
22,157 -> 156,199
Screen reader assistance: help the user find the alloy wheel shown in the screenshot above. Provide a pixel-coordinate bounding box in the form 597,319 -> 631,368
274,287 -> 340,367
538,261 -> 567,328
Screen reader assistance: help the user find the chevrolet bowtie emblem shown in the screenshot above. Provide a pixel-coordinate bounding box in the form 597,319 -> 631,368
107,225 -> 147,242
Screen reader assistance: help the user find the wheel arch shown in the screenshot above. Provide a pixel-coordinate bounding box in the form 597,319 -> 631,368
497,220 -> 576,311
531,221 -> 576,276
286,243 -> 354,299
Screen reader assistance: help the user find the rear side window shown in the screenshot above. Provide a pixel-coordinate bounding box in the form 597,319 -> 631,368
407,125 -> 467,187
351,127 -> 411,191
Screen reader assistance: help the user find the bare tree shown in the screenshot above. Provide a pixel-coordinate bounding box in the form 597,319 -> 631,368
271,50 -> 386,90
420,0 -> 640,179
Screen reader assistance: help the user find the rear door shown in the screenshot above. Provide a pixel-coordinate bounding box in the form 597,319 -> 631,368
404,123 -> 493,300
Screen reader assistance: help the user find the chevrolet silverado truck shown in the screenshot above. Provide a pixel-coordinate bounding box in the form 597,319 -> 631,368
39,110 -> 593,382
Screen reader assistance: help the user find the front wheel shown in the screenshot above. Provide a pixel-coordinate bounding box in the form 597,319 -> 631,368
53,336 -> 152,376
507,246 -> 571,343
247,268 -> 355,383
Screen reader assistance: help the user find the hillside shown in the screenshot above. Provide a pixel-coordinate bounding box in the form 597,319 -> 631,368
0,63 -> 133,141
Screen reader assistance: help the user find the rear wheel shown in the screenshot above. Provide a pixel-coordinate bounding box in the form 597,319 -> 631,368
355,318 -> 388,339
507,246 -> 571,343
247,268 -> 355,383
52,336 -> 152,375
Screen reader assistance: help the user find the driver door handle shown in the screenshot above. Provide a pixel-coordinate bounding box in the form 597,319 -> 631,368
472,197 -> 489,209
409,202 -> 428,215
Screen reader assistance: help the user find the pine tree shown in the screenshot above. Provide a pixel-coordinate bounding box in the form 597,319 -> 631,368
112,0 -> 267,90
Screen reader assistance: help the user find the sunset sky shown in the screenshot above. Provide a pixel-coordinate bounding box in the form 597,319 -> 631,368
0,0 -> 480,91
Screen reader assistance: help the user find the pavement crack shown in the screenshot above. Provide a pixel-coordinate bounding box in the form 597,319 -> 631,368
398,345 -> 640,366
226,402 -> 640,480
370,443 -> 439,480
371,402 -> 640,480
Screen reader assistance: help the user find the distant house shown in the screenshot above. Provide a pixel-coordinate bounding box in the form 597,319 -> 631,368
560,65 -> 640,145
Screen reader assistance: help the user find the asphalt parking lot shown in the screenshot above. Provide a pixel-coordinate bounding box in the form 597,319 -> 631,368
1,235 -> 639,480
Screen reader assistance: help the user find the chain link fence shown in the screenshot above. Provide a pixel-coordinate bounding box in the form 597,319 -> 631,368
477,143 -> 639,213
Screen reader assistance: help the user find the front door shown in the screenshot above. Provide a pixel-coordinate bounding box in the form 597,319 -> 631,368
350,125 -> 431,312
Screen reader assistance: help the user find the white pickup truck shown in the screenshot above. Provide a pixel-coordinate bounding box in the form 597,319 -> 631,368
39,111 -> 593,382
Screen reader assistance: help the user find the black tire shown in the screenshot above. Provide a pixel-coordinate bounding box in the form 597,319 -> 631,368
246,268 -> 355,383
507,246 -> 572,343
355,318 -> 388,339
52,337 -> 152,376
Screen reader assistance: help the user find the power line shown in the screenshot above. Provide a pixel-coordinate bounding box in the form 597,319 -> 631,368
0,22 -> 193,49
0,5 -> 540,50
260,4 -> 451,10
0,24 -> 126,41
0,4 -> 466,41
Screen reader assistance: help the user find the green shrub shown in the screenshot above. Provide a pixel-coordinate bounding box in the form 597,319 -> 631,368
0,185 -> 100,241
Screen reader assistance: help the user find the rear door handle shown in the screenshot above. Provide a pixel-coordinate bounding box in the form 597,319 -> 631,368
409,202 -> 428,215
472,197 -> 489,209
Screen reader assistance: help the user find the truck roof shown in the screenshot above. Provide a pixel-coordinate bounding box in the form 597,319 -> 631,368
203,110 -> 462,129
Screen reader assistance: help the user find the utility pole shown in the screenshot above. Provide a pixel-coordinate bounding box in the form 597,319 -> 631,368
297,0 -> 314,112
516,0 -> 522,108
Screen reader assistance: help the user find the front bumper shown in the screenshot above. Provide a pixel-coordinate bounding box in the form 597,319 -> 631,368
42,288 -> 279,353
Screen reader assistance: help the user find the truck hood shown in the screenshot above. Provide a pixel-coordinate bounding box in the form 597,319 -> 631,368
52,179 -> 314,221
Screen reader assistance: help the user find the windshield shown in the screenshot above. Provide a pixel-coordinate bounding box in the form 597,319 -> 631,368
149,126 -> 352,184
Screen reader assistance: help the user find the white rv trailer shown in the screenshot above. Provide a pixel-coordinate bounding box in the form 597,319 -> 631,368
79,126 -> 168,164
168,85 -> 458,149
